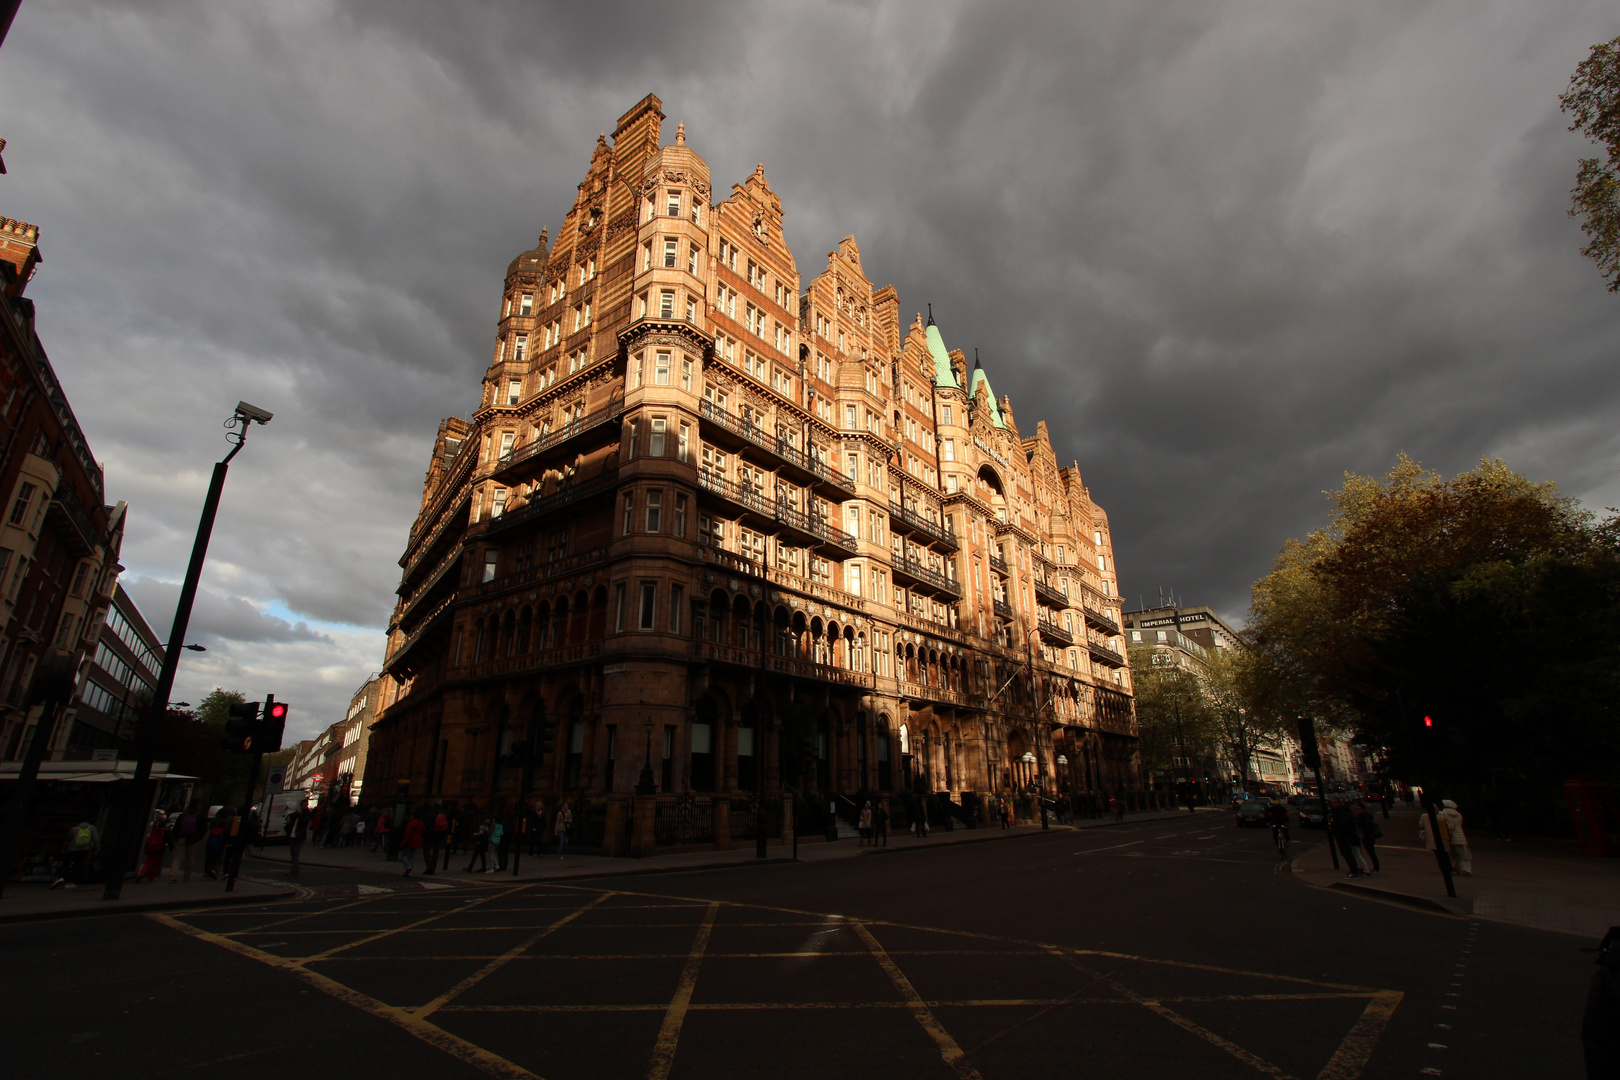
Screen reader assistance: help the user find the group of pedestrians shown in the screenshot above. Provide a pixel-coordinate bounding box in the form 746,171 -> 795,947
855,800 -> 889,846
1328,798 -> 1385,878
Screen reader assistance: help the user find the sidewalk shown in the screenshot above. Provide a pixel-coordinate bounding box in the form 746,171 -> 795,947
248,806 -> 1214,884
1292,807 -> 1620,938
0,874 -> 297,924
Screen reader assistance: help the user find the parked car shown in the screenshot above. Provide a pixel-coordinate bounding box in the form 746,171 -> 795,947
1296,797 -> 1328,829
1235,800 -> 1269,827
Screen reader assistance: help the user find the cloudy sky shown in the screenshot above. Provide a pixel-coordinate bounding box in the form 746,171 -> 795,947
1,1 -> 1617,741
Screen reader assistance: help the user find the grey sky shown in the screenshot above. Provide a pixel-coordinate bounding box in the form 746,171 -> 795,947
1,1 -> 1616,740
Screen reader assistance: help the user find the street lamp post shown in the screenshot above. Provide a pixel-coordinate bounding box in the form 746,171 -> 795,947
104,403 -> 272,901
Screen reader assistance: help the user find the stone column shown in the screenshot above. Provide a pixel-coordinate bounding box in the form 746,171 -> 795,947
713,798 -> 731,850
604,794 -> 629,856
630,794 -> 657,857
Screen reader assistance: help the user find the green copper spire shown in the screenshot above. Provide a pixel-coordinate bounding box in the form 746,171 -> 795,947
971,352 -> 1006,429
924,306 -> 960,390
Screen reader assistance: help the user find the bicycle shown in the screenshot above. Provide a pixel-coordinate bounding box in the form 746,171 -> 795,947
1271,821 -> 1290,859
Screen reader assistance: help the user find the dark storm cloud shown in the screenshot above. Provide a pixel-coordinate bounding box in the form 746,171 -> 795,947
1,0 -> 1617,726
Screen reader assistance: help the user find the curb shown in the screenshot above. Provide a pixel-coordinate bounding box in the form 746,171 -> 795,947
1329,879 -> 1460,915
0,884 -> 298,924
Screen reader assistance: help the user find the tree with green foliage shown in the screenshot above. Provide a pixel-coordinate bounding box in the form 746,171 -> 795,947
189,687 -> 254,809
1128,646 -> 1216,789
1247,455 -> 1620,829
1560,35 -> 1620,292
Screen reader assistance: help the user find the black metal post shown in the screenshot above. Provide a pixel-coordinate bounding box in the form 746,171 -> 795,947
104,427 -> 253,901
1313,763 -> 1339,871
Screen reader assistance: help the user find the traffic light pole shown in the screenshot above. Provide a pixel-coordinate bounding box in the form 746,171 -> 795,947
104,408 -> 266,901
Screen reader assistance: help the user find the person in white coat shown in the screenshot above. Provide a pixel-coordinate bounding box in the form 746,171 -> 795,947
1419,798 -> 1473,875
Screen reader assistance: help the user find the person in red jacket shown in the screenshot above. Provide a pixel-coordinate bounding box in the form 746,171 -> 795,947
399,812 -> 426,876
135,815 -> 168,883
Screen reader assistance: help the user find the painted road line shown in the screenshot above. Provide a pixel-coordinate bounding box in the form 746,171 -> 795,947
646,902 -> 720,1080
852,919 -> 983,1080
1072,840 -> 1145,855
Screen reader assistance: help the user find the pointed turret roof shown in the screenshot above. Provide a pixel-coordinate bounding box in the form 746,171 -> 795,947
924,307 -> 961,390
971,352 -> 1006,429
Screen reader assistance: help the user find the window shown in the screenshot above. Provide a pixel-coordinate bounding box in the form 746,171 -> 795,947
646,490 -> 662,531
1156,630 -> 1168,642
941,405 -> 952,425
491,487 -> 507,517
483,550 -> 499,583
942,438 -> 954,462
513,335 -> 527,362
677,422 -> 691,462
681,358 -> 693,391
630,355 -> 643,389
499,431 -> 515,457
774,368 -> 792,397
615,584 -> 626,632
507,380 -> 521,406
654,350 -> 672,385
699,514 -> 722,547
667,190 -> 681,217
669,584 -> 683,633
622,493 -> 634,536
642,240 -> 653,270
53,613 -> 76,648
844,404 -> 858,430
660,290 -> 675,318
519,294 -> 533,315
9,482 -> 35,526
688,244 -> 700,275
650,418 -> 667,457
663,238 -> 677,268
686,296 -> 697,321
68,561 -> 90,598
673,494 -> 688,536
847,562 -> 862,596
639,583 -> 657,630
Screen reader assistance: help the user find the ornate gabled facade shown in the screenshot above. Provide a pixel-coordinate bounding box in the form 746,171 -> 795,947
365,95 -> 1137,837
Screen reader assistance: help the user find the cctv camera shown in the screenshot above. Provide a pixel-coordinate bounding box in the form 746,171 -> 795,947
235,401 -> 274,425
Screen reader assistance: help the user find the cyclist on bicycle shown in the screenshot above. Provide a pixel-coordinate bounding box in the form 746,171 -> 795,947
1265,800 -> 1291,854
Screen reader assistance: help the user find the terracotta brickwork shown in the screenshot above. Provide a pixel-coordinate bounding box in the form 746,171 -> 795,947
365,96 -> 1137,822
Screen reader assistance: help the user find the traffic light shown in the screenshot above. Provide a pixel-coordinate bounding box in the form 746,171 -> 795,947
261,695 -> 288,753
223,701 -> 261,753
1295,715 -> 1322,771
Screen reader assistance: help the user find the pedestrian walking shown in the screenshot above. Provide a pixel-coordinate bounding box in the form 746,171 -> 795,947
135,815 -> 167,883
168,800 -> 207,883
221,809 -> 258,887
1329,799 -> 1366,878
555,802 -> 573,859
373,809 -> 392,854
873,801 -> 889,846
858,801 -> 874,846
425,806 -> 448,874
204,808 -> 229,879
465,819 -> 491,873
448,811 -> 468,858
1439,799 -> 1472,874
1352,801 -> 1382,874
490,818 -> 507,873
399,812 -> 425,875
913,798 -> 929,839
1108,792 -> 1119,821
285,801 -> 310,874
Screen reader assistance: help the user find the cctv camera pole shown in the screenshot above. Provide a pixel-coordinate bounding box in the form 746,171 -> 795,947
104,407 -> 268,900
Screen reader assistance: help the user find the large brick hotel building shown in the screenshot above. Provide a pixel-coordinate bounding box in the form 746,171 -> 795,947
364,96 -> 1137,841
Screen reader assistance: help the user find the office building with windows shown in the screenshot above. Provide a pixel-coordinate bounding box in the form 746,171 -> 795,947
65,583 -> 164,759
364,96 -> 1137,835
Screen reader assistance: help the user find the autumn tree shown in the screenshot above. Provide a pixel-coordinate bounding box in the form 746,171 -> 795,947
1247,455 -> 1620,828
1560,35 -> 1620,291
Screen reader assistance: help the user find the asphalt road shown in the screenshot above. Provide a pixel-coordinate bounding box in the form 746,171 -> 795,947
1,812 -> 1591,1079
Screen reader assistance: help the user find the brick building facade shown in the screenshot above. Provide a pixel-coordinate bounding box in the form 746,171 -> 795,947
365,96 -> 1137,831
0,216 -> 124,763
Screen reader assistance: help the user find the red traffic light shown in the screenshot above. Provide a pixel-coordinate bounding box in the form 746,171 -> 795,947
266,701 -> 288,721
1423,715 -> 1434,728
